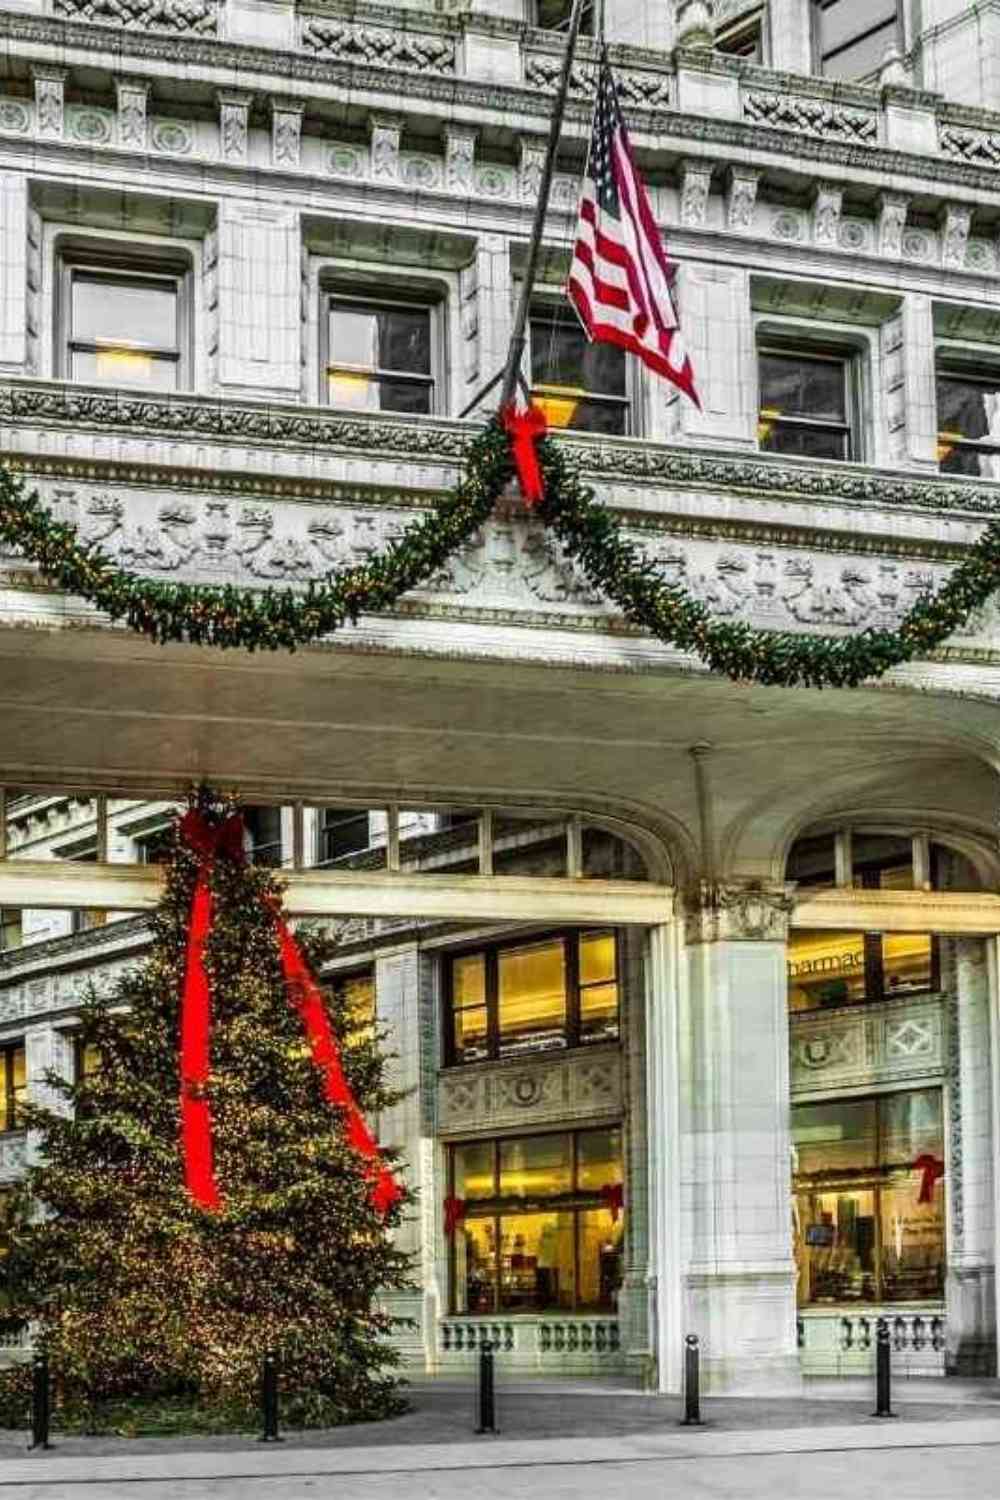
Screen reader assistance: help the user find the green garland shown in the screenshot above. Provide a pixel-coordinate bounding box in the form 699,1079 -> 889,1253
1,417 -> 998,688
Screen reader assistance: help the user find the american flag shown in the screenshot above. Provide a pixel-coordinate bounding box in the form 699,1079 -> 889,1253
567,60 -> 699,406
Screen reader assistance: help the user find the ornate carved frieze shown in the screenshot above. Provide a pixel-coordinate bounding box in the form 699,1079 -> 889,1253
115,76 -> 149,149
32,67 -> 66,141
685,880 -> 795,944
299,16 -> 455,73
939,124 -> 1000,167
522,52 -> 672,109
790,993 -> 946,1097
53,0 -> 217,33
742,91 -> 878,144
270,97 -> 303,169
437,1048 -> 622,1135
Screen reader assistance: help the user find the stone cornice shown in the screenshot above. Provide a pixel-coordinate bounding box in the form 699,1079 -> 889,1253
3,12 -> 1000,196
3,381 -> 1000,527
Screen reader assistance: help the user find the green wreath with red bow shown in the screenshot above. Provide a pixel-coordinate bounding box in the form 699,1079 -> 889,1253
1,407 -> 998,690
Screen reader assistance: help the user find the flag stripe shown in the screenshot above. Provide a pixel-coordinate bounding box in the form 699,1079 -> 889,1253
567,59 -> 700,409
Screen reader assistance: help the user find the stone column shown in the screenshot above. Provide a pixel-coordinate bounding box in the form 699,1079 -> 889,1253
375,943 -> 441,1371
947,938 -> 997,1374
680,881 -> 801,1393
645,919 -> 685,1392
217,201 -> 300,395
24,1023 -> 72,1166
618,926 -> 654,1381
0,173 -> 28,371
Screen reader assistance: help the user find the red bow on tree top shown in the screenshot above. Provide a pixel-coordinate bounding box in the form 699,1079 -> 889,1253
178,809 -> 401,1216
501,402 -> 547,506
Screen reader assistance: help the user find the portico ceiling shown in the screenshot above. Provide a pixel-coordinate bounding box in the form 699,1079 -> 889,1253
0,623 -> 998,883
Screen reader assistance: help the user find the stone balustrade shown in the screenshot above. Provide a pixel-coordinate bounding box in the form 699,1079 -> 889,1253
799,1307 -> 946,1375
439,1316 -> 622,1371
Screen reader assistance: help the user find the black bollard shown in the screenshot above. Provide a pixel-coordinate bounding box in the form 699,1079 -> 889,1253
29,1352 -> 51,1451
871,1319 -> 896,1419
474,1342 -> 499,1434
258,1348 -> 284,1443
680,1333 -> 703,1427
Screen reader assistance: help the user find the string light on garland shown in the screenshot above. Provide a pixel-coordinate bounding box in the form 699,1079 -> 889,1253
1,420 -> 998,689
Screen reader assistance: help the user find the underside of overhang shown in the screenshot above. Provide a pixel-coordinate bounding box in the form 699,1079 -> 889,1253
0,624 -> 998,885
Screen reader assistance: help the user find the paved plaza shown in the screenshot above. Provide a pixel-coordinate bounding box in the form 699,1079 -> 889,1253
0,1377 -> 999,1499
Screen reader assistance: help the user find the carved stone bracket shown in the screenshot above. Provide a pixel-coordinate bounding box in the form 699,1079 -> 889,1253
877,191 -> 908,258
270,96 -> 303,169
685,879 -> 796,944
369,113 -> 402,182
115,76 -> 149,151
217,88 -> 252,164
444,124 -> 477,195
679,159 -> 713,228
811,182 -> 843,247
940,202 -> 973,270
33,66 -> 67,141
725,165 -> 759,231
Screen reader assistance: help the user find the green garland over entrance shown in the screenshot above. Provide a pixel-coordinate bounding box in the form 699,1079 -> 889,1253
1,419 -> 999,689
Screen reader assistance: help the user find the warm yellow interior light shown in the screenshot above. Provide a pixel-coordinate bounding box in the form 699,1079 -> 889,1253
95,348 -> 155,382
534,386 -> 586,429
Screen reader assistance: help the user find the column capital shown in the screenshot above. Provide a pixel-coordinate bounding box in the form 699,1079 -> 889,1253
685,878 -> 795,944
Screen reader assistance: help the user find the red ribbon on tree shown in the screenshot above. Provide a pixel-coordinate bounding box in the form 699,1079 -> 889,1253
443,1196 -> 467,1236
913,1153 -> 945,1204
599,1183 -> 625,1223
178,809 -> 401,1215
501,402 -> 547,506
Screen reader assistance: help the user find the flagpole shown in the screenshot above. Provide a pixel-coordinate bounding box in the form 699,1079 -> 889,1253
497,0 -> 590,412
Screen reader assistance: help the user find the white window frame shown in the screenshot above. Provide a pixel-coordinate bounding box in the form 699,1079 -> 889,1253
934,354 -> 1000,477
321,288 -> 441,418
52,232 -> 194,392
753,321 -> 872,464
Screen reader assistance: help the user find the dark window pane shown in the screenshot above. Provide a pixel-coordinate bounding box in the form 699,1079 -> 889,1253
71,348 -> 178,391
576,1126 -> 623,1191
0,910 -> 21,952
531,317 -> 626,397
453,1140 -> 496,1200
937,376 -> 1000,443
759,354 -> 846,421
536,0 -> 593,30
940,445 -> 1000,477
498,1211 -> 575,1311
326,371 -> 432,414
791,1098 -> 878,1173
499,1133 -> 572,1198
72,274 -> 177,348
498,938 -> 567,1057
760,423 -> 850,461
319,810 -> 370,864
329,303 -> 431,375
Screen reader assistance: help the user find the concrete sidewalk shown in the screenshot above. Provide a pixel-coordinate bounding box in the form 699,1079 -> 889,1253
0,1378 -> 998,1498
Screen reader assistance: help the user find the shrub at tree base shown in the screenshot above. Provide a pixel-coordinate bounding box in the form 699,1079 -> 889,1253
0,794 -> 412,1431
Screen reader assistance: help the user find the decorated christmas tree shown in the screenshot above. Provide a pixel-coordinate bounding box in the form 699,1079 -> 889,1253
0,792 -> 411,1431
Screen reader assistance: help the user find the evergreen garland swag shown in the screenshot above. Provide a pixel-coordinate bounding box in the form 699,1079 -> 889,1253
1,420 -> 999,688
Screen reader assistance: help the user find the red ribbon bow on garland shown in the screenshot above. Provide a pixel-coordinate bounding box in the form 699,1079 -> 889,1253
913,1153 -> 945,1205
501,402 -> 548,507
178,809 -> 401,1216
443,1196 -> 467,1236
599,1183 -> 625,1224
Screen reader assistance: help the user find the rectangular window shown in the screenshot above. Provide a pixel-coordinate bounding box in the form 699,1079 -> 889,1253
332,970 -> 376,1043
815,0 -> 900,78
758,349 -> 853,460
448,1126 -> 624,1314
244,807 -> 283,868
445,930 -> 620,1065
317,809 -> 371,867
0,909 -> 21,953
793,1088 -> 945,1305
325,295 -> 435,415
0,1044 -> 26,1133
535,0 -> 594,31
60,254 -> 188,391
937,370 -> 1000,478
530,307 -> 630,435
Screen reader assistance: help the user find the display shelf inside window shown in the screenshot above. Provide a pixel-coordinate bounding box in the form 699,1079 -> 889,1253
792,1088 -> 945,1307
448,1126 -> 624,1316
446,929 -> 621,1066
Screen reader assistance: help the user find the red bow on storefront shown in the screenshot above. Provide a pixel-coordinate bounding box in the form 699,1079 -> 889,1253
501,402 -> 547,507
178,809 -> 401,1216
443,1196 -> 467,1236
913,1153 -> 945,1205
599,1183 -> 625,1223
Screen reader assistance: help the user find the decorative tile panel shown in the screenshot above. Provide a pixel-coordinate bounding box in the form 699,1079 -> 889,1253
437,1048 -> 622,1135
790,994 -> 946,1097
52,0 -> 218,32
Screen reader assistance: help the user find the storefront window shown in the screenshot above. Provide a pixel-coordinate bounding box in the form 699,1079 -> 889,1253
793,1088 -> 945,1306
788,927 -> 935,1011
445,931 -> 620,1064
448,1127 -> 624,1314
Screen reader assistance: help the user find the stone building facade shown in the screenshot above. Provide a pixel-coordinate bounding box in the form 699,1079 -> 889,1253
1,0 -> 1000,1396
